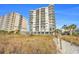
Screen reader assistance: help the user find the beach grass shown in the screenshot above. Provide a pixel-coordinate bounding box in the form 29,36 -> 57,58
61,35 -> 79,45
0,34 -> 57,54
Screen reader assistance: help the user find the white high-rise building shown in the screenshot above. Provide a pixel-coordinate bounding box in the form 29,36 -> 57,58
0,12 -> 27,33
30,5 -> 56,35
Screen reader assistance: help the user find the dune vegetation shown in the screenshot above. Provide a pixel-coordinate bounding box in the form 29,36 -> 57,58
61,35 -> 79,45
0,34 -> 57,54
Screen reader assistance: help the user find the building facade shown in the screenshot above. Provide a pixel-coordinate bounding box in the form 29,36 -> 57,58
30,5 -> 56,35
0,12 -> 27,33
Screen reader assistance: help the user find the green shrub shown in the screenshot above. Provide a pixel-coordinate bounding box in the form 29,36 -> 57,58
72,32 -> 79,36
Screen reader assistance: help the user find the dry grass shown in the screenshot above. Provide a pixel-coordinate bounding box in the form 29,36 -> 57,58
0,34 -> 57,54
61,35 -> 79,45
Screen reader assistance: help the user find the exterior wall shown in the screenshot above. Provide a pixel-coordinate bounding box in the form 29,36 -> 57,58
48,5 -> 56,33
30,5 -> 56,35
30,10 -> 36,33
0,16 -> 3,30
1,15 -> 8,30
20,17 -> 27,32
13,13 -> 21,31
39,9 -> 41,32
0,12 -> 27,33
32,11 -> 36,32
40,8 -> 45,32
6,13 -> 15,31
45,7 -> 49,32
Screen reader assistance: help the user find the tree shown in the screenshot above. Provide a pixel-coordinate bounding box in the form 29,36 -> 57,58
62,25 -> 68,31
68,24 -> 77,35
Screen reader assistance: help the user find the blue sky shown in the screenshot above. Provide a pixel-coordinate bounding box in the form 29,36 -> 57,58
0,4 -> 79,30
55,4 -> 79,29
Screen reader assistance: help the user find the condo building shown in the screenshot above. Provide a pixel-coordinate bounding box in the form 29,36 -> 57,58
0,12 -> 27,33
30,5 -> 56,35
